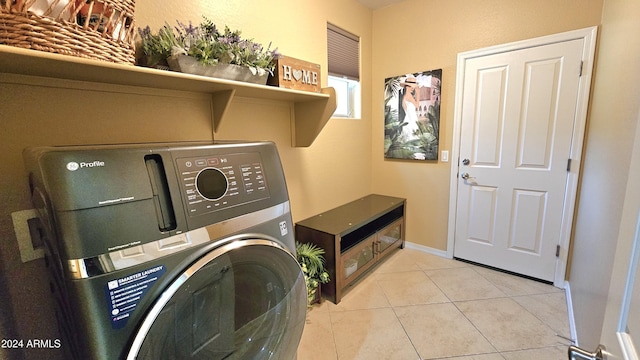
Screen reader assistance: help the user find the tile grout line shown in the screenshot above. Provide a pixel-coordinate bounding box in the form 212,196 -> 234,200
470,264 -> 576,345
374,263 -> 422,359
460,267 -> 572,356
299,249 -> 574,359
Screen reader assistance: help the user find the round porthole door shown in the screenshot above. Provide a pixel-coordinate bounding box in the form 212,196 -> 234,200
126,239 -> 307,360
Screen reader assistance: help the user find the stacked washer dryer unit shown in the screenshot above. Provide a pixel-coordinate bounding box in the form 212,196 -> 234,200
24,141 -> 307,360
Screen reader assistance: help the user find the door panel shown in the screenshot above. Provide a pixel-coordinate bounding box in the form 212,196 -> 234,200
454,39 -> 584,282
518,59 -> 562,169
474,66 -> 507,166
509,189 -> 546,254
467,186 -> 497,246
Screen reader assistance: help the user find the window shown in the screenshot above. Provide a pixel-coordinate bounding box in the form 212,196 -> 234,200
327,76 -> 360,118
327,23 -> 361,118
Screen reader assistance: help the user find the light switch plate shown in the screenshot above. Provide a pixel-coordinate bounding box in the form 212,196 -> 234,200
441,150 -> 449,162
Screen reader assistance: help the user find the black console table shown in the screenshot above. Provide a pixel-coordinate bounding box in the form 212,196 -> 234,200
295,194 -> 405,304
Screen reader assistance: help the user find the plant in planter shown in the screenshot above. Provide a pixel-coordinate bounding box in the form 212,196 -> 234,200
295,242 -> 330,306
137,17 -> 279,84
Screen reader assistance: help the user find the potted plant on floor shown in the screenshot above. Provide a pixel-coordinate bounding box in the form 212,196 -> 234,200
137,17 -> 279,84
296,242 -> 330,306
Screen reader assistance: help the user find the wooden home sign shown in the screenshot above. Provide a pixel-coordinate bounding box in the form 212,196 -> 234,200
268,55 -> 321,93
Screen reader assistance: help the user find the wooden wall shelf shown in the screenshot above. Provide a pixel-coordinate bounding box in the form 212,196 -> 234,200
0,45 -> 336,147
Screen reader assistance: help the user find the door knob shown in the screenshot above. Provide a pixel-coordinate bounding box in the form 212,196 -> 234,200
461,172 -> 471,180
568,344 -> 606,360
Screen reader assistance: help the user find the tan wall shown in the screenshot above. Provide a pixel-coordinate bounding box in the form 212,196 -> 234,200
135,0 -> 375,221
569,0 -> 640,348
0,1 -> 373,359
371,0 -> 603,250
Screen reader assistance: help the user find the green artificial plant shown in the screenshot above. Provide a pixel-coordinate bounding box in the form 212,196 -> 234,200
295,242 -> 330,306
138,17 -> 279,75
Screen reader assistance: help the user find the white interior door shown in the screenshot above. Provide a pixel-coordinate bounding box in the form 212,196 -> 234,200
448,28 -> 597,285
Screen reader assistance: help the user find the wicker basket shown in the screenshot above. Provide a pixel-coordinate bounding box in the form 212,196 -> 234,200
0,0 -> 136,64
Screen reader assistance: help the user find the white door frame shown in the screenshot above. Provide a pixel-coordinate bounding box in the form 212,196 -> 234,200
447,27 -> 598,287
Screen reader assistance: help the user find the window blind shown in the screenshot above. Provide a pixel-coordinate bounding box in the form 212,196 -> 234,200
327,23 -> 360,81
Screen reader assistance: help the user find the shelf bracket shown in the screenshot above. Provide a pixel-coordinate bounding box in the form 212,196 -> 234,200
291,87 -> 337,147
211,89 -> 235,134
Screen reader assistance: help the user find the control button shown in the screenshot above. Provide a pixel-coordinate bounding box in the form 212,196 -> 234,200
195,159 -> 207,167
196,168 -> 228,201
208,158 -> 219,165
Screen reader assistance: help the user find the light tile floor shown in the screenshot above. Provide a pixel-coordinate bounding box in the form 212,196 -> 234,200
296,248 -> 572,360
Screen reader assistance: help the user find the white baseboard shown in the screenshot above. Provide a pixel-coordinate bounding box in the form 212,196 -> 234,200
564,281 -> 578,345
404,241 -> 450,258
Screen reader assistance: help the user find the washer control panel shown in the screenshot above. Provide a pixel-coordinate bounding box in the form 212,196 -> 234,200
176,152 -> 269,216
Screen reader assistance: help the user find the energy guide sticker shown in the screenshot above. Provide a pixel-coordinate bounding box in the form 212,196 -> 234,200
104,265 -> 166,329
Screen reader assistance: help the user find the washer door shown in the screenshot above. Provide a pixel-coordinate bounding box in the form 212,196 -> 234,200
127,239 -> 307,360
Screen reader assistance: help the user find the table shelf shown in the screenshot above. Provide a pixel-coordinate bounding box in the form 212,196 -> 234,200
295,194 -> 406,303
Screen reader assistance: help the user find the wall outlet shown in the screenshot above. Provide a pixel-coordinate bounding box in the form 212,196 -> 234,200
11,209 -> 45,263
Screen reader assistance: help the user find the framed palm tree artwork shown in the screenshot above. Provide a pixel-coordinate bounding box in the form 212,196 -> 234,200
384,69 -> 442,161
